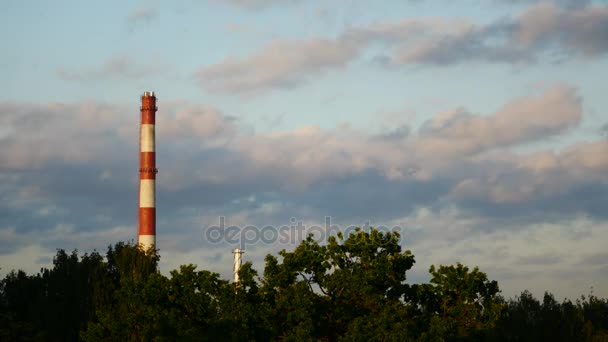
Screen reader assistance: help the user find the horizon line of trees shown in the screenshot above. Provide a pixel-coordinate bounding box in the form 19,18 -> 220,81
1,228 -> 607,341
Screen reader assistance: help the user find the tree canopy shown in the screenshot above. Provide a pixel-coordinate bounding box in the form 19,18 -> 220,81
1,229 -> 607,341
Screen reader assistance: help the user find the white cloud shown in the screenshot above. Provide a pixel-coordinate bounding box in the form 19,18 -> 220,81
195,3 -> 608,93
415,85 -> 582,157
126,6 -> 158,27
1,84 -> 607,299
196,38 -> 359,93
393,208 -> 608,299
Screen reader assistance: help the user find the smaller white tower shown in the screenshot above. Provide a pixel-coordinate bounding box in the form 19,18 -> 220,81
233,248 -> 244,284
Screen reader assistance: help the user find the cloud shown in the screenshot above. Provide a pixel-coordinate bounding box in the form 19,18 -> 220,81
578,252 -> 608,266
0,84 -> 597,231
0,101 -> 134,170
126,6 -> 158,27
601,123 -> 608,137
399,210 -> 608,298
494,0 -> 592,10
57,56 -> 167,82
213,0 -> 303,10
446,138 -> 608,223
379,3 -> 608,66
513,2 -> 608,56
196,38 -> 359,93
195,17 -> 470,93
516,254 -> 563,265
415,85 -> 582,157
196,3 -> 608,93
2,85 -> 608,299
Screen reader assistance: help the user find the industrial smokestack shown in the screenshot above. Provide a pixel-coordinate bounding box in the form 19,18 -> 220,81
233,248 -> 244,284
138,91 -> 157,250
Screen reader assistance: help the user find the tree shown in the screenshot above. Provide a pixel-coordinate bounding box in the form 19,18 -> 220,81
260,228 -> 416,340
0,249 -> 110,341
81,242 -> 162,341
3,235 -> 606,341
416,263 -> 503,341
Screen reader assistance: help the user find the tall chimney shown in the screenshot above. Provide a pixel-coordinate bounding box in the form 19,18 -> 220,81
138,91 -> 157,250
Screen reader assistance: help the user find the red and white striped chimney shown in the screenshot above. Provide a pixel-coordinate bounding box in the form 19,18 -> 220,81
138,91 -> 157,250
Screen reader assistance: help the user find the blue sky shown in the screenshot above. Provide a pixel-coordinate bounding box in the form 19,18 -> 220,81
1,0 -> 608,300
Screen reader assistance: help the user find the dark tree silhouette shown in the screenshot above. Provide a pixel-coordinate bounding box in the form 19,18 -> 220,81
1,231 -> 607,341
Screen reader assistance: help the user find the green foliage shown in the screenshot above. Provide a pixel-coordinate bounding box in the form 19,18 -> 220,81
1,229 -> 607,341
0,249 -> 112,341
487,290 -> 608,342
259,228 -> 416,340
416,263 -> 503,341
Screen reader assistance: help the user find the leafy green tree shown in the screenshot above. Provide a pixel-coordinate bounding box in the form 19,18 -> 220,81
260,228 -> 416,341
489,289 -> 608,342
3,234 -> 607,341
81,242 -> 162,341
0,249 -> 110,341
580,293 -> 608,342
416,263 -> 503,341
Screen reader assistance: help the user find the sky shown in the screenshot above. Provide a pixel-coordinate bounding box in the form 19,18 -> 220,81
1,0 -> 608,300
